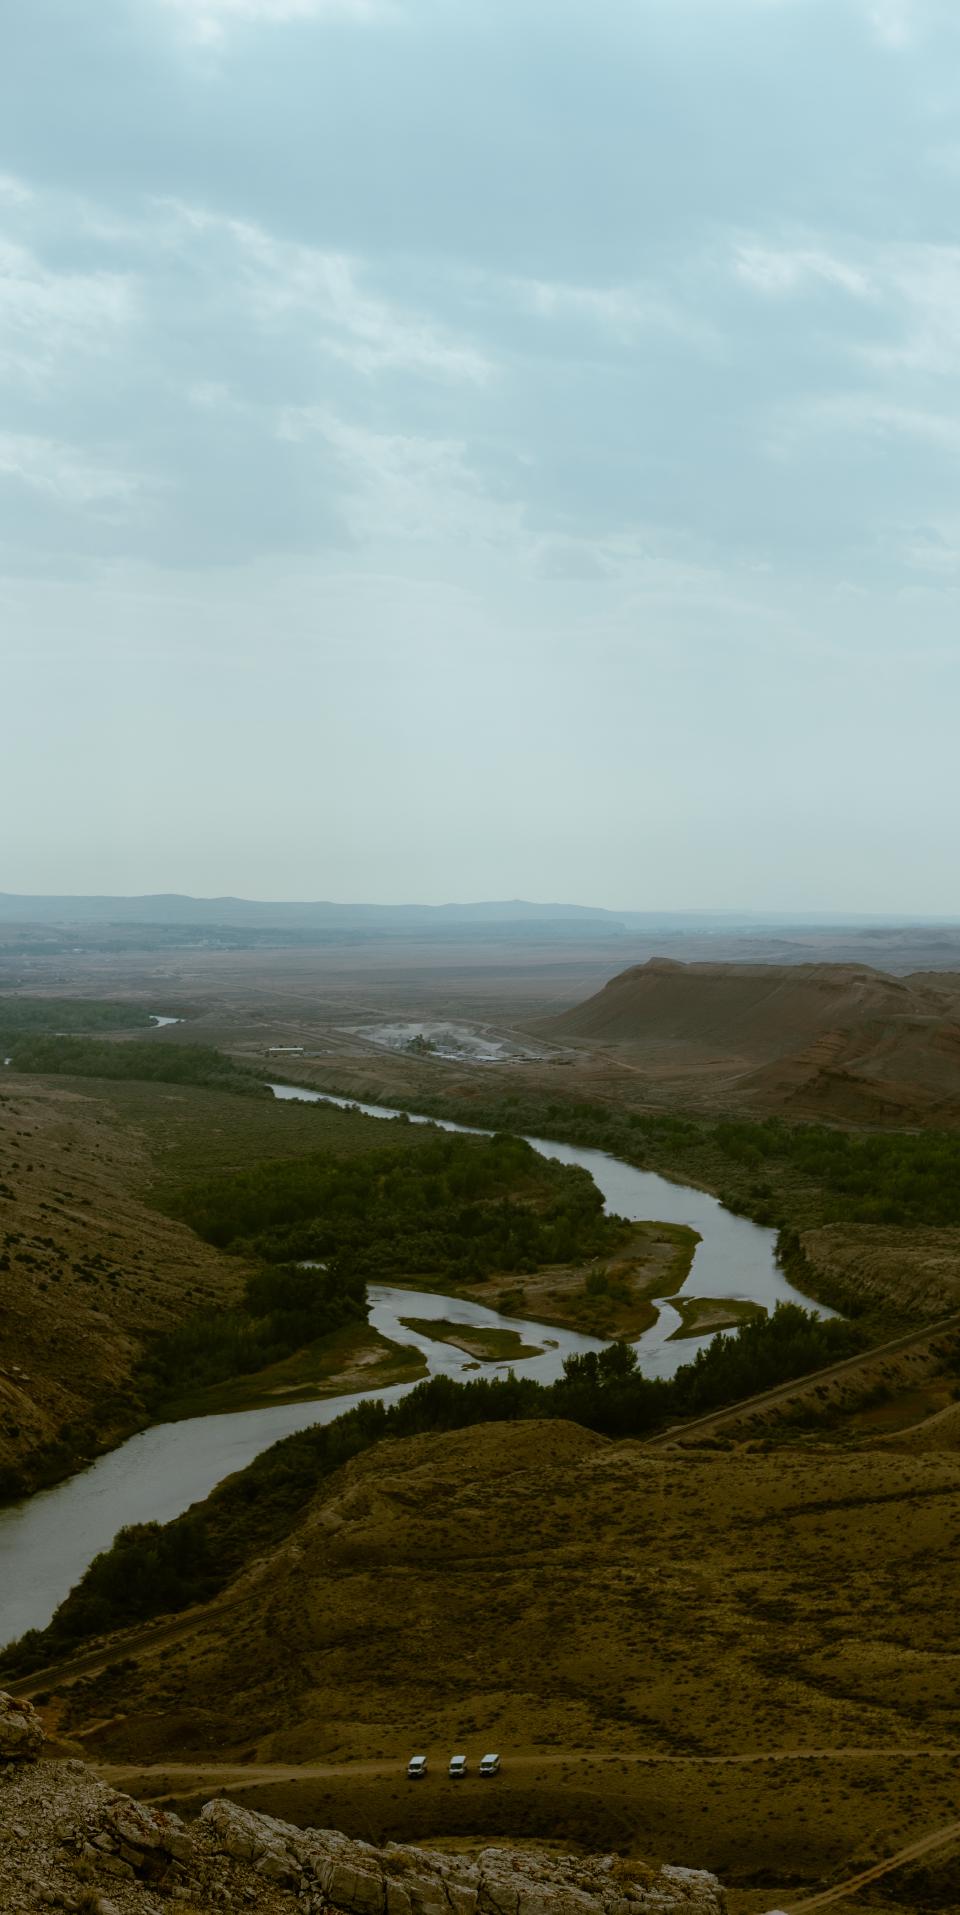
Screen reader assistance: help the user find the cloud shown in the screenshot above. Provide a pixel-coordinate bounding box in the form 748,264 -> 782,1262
162,202 -> 491,382
512,276 -> 714,348
157,0 -> 384,43
0,175 -> 32,206
859,243 -> 960,374
863,0 -> 919,45
0,433 -> 141,509
860,0 -> 959,46
0,234 -> 134,386
735,233 -> 960,375
279,407 -> 523,547
768,394 -> 960,465
734,242 -> 874,298
898,518 -> 960,574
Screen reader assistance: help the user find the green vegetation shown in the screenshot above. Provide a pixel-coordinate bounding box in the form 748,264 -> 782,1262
86,1079 -> 447,1193
166,1130 -> 624,1277
138,1259 -> 368,1405
397,1316 -> 542,1361
545,1222 -> 701,1337
301,1078 -> 960,1253
156,1322 -> 427,1421
707,1117 -> 960,1227
138,1129 -> 619,1408
1,1302 -> 864,1671
647,1221 -> 702,1296
666,1296 -> 766,1341
0,998 -> 157,1048
8,1036 -> 265,1095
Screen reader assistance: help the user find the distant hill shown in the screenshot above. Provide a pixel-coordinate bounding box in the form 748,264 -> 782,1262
0,893 -> 623,929
4,894 -> 957,931
543,958 -> 960,1124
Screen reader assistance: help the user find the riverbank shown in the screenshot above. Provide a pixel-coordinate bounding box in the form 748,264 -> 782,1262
362,1219 -> 700,1342
150,1323 -> 428,1422
0,1078 -> 824,1649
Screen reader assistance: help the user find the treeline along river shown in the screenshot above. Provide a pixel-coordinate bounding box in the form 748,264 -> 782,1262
0,1085 -> 828,1646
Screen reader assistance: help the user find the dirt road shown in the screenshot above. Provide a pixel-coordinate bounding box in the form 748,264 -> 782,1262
784,1812 -> 960,1910
645,1312 -> 960,1448
96,1746 -> 960,1789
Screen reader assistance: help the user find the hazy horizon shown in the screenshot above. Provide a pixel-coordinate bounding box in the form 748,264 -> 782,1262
2,887 -> 960,926
5,1 -> 960,909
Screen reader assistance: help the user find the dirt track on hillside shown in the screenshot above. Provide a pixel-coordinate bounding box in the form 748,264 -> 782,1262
785,1813 -> 960,1909
646,1312 -> 960,1447
96,1745 -> 960,1788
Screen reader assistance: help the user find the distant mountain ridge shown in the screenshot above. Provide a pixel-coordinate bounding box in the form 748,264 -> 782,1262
0,893 -> 623,928
2,893 -> 956,931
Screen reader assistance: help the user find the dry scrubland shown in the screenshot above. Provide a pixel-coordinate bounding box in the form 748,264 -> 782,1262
40,1415 -> 960,1897
540,958 -> 960,1129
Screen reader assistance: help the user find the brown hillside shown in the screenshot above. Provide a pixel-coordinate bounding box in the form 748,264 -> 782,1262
0,1072 -> 445,1497
56,1418 -> 960,1885
542,959 -> 960,1124
0,1079 -> 247,1497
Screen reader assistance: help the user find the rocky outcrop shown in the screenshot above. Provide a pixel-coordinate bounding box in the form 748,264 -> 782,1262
0,1689 -> 44,1760
200,1799 -> 726,1915
0,1756 -> 727,1915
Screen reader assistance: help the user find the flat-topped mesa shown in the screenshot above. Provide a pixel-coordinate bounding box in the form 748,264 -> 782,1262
547,958 -> 928,1056
542,956 -> 960,1125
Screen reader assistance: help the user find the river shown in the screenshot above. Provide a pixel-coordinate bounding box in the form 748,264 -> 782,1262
0,1083 -> 825,1648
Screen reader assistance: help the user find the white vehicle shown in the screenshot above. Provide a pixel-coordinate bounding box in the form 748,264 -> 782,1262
407,1755 -> 427,1779
478,1752 -> 501,1777
448,1754 -> 467,1778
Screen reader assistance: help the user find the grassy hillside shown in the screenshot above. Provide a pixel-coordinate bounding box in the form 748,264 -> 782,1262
30,1416 -> 960,1889
0,1074 -> 461,1497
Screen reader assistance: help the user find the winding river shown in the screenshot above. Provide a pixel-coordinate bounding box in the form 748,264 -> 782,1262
0,1084 -> 825,1648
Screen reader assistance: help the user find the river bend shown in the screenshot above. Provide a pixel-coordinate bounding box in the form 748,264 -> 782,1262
0,1084 -> 824,1645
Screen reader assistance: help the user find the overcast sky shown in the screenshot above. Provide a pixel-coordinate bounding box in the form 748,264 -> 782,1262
3,0 -> 959,909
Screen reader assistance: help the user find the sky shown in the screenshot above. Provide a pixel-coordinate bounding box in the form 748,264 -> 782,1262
2,0 -> 960,910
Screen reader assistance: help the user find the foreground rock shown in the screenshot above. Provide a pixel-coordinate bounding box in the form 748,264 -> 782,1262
202,1798 -> 727,1913
0,1756 -> 727,1915
0,1689 -> 44,1760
